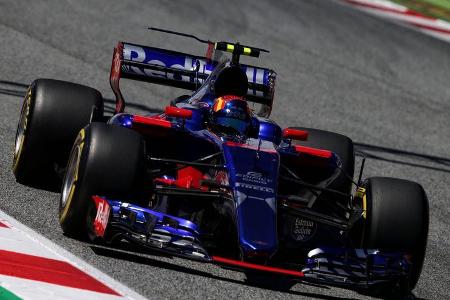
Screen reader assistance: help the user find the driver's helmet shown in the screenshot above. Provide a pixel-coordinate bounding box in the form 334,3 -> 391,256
210,95 -> 251,135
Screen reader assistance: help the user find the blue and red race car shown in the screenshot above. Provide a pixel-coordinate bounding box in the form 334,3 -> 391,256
13,28 -> 428,297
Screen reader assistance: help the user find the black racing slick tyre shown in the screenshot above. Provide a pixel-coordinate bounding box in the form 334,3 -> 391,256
288,127 -> 355,205
59,123 -> 145,236
13,79 -> 103,189
363,177 -> 429,292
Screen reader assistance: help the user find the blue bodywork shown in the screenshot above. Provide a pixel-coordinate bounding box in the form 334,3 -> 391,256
106,200 -> 209,260
110,110 -> 283,258
100,43 -> 411,290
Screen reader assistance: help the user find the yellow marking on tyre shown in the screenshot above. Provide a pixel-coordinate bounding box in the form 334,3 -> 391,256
13,88 -> 32,172
362,194 -> 367,219
60,129 -> 85,223
354,187 -> 367,247
79,127 -> 85,140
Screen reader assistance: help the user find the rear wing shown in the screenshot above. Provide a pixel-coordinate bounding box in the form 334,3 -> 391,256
110,42 -> 276,116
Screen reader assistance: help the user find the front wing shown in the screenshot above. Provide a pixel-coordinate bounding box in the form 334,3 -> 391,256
90,195 -> 411,290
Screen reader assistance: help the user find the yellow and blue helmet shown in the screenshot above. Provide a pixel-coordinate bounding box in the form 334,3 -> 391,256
210,95 -> 251,135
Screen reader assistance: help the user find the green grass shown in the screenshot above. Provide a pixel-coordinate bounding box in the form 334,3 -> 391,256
0,287 -> 22,300
419,0 -> 450,10
391,0 -> 450,22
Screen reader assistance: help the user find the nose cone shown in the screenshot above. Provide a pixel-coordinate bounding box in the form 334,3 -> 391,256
236,190 -> 278,259
223,141 -> 279,261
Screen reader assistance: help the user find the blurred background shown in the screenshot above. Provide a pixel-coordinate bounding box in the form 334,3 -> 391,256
0,1 -> 449,299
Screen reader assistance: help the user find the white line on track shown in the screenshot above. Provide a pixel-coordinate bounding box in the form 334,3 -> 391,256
0,210 -> 147,300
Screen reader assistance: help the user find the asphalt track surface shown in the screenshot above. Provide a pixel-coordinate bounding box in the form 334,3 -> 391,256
0,0 -> 449,299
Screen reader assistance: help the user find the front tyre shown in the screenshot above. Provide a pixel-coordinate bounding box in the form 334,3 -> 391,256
59,123 -> 145,236
363,177 -> 429,293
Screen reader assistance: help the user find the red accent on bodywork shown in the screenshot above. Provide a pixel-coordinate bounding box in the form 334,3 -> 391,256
294,145 -> 333,159
212,256 -> 304,277
154,178 -> 176,185
206,42 -> 215,63
155,168 -> 209,190
282,128 -> 309,141
91,196 -> 111,238
110,42 -> 126,113
225,141 -> 247,147
176,167 -> 204,189
0,221 -> 9,228
0,249 -> 121,295
165,106 -> 193,119
133,115 -> 172,128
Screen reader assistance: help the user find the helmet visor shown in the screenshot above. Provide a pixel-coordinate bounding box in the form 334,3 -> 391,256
215,116 -> 249,135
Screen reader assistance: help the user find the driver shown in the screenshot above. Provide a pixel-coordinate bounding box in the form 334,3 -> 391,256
209,95 -> 251,136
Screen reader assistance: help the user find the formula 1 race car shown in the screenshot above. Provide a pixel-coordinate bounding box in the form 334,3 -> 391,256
13,28 -> 428,297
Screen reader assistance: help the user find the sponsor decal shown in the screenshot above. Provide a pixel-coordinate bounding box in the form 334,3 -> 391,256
123,44 -> 210,83
92,196 -> 111,238
235,182 -> 274,193
121,44 -> 270,92
236,171 -> 272,185
291,218 -> 317,242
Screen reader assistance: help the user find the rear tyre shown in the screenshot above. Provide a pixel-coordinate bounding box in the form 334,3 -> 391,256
363,177 -> 429,293
13,79 -> 103,189
288,127 -> 354,204
59,123 -> 146,236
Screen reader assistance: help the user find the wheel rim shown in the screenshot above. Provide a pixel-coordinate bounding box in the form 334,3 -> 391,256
61,144 -> 82,208
13,90 -> 31,168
